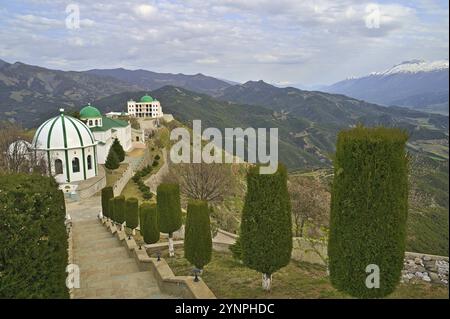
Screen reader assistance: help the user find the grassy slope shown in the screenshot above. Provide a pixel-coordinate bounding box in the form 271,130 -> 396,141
166,250 -> 449,299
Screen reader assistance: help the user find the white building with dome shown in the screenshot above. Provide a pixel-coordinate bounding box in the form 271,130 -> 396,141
32,109 -> 98,183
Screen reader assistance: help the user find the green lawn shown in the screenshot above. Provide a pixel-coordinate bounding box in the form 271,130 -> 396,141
165,250 -> 449,299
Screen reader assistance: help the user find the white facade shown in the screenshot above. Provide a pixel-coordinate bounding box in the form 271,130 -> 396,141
32,109 -> 98,183
127,95 -> 163,118
92,125 -> 132,164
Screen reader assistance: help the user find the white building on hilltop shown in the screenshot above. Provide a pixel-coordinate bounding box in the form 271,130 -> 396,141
127,94 -> 163,118
79,104 -> 133,164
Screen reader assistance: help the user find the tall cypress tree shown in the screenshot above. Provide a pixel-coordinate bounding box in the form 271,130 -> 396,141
157,183 -> 182,257
140,203 -> 160,244
240,164 -> 292,291
328,126 -> 408,298
113,195 -> 126,225
101,186 -> 114,218
125,197 -> 139,230
111,138 -> 125,162
184,200 -> 212,270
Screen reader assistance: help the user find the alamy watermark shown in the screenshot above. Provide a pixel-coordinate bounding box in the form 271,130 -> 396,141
365,264 -> 380,289
169,120 -> 278,174
65,3 -> 80,30
66,264 -> 80,289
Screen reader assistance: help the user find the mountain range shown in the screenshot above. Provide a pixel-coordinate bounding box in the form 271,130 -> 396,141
324,60 -> 449,115
0,58 -> 448,255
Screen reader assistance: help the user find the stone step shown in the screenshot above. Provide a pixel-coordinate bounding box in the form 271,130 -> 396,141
73,231 -> 113,242
73,286 -> 165,299
72,223 -> 106,233
73,246 -> 130,262
74,237 -> 122,251
79,261 -> 142,288
72,219 -> 102,227
74,250 -> 129,267
79,257 -> 138,273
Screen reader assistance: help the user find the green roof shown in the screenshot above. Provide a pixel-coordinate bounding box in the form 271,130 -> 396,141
90,116 -> 129,132
140,95 -> 154,103
80,104 -> 101,118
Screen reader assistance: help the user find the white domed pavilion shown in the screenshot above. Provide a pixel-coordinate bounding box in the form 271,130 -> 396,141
32,109 -> 98,183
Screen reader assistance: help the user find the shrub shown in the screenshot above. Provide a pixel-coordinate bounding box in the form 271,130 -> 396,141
240,164 -> 292,290
111,138 -> 125,162
152,160 -> 159,167
328,126 -> 408,298
101,186 -> 114,218
125,197 -> 139,229
230,236 -> 242,261
154,154 -> 160,160
105,147 -> 120,170
0,173 -> 69,298
184,200 -> 212,270
113,195 -> 126,224
140,203 -> 160,244
157,183 -> 182,256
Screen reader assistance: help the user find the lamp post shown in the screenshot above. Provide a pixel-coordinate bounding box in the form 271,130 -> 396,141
193,268 -> 200,282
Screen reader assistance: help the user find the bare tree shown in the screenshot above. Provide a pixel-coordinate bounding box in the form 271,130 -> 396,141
0,122 -> 49,175
164,162 -> 234,203
288,176 -> 330,238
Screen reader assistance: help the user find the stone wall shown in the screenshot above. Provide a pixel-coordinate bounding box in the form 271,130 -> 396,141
402,252 -> 449,285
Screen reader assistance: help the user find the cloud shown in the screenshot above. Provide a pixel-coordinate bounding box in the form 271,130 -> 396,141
0,0 -> 447,84
133,4 -> 158,18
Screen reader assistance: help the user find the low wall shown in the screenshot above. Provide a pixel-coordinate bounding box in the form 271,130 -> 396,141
78,175 -> 106,199
102,218 -> 216,299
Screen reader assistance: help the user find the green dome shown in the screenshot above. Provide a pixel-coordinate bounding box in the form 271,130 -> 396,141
140,95 -> 154,103
80,104 -> 101,118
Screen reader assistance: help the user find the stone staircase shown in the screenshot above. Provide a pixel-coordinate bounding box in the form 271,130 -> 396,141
71,219 -> 174,299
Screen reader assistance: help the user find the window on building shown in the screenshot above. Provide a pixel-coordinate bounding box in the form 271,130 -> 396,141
88,120 -> 93,126
55,159 -> 63,175
87,155 -> 92,170
72,157 -> 80,173
95,120 -> 98,126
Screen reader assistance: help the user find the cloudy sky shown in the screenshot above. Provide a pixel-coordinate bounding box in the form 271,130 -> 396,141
0,0 -> 448,86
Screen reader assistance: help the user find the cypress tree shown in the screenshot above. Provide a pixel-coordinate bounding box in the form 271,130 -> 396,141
113,195 -> 126,225
105,147 -> 119,170
108,197 -> 115,222
157,183 -> 182,256
240,164 -> 292,291
101,186 -> 114,218
125,197 -> 139,230
184,200 -> 212,270
328,126 -> 408,298
111,138 -> 125,162
140,203 -> 160,244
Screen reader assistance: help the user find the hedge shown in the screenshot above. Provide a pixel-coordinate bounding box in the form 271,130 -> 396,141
140,203 -> 160,244
0,173 -> 69,298
125,197 -> 139,229
113,195 -> 126,224
157,183 -> 182,235
240,164 -> 292,277
328,126 -> 409,298
184,199 -> 212,269
101,186 -> 114,218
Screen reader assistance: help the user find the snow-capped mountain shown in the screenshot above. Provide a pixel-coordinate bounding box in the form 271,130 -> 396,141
324,59 -> 449,115
372,59 -> 449,76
